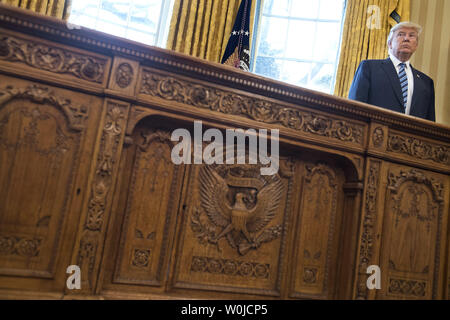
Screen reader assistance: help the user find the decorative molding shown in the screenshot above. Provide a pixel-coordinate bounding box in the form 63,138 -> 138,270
114,128 -> 180,285
387,133 -> 450,165
388,278 -> 427,297
0,235 -> 42,257
388,169 -> 444,202
85,102 -> 126,231
356,161 -> 381,300
139,70 -> 364,145
0,106 -> 72,169
190,256 -> 270,279
386,168 -> 444,299
0,35 -> 106,83
77,101 -> 127,288
0,85 -> 88,131
0,8 -> 449,141
300,163 -> 337,294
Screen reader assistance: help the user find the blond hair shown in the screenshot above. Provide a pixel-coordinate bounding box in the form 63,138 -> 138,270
387,22 -> 422,45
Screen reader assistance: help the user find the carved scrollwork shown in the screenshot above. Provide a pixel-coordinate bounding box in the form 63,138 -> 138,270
0,85 -> 88,131
0,36 -> 106,83
387,133 -> 450,165
387,169 -> 443,232
140,70 -> 364,145
77,102 -> 127,288
86,103 -> 126,231
388,169 -> 444,202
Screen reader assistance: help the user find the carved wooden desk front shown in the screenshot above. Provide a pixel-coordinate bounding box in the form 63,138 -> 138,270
0,5 -> 448,300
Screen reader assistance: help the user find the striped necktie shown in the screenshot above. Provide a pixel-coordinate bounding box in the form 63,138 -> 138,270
398,63 -> 408,111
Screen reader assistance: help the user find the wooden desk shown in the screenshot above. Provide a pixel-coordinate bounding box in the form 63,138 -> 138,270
0,4 -> 448,300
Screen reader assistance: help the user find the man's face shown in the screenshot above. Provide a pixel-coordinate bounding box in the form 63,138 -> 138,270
388,27 -> 419,61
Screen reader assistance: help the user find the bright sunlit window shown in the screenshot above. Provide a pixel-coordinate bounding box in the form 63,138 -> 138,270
252,0 -> 346,93
68,0 -> 174,47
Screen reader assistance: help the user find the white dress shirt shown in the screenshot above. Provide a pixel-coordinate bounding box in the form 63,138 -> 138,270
389,55 -> 414,115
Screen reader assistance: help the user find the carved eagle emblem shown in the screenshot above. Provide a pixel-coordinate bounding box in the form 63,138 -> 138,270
198,165 -> 283,255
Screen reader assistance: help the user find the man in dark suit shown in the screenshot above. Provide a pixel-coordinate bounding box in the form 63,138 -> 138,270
348,22 -> 435,121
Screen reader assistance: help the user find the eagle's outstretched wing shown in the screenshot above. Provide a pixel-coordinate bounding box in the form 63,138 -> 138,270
199,166 -> 232,227
246,178 -> 283,233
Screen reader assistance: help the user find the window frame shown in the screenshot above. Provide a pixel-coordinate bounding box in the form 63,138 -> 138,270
250,0 -> 347,94
68,0 -> 175,48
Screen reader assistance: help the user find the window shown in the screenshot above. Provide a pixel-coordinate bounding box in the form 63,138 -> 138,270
251,0 -> 346,93
68,0 -> 174,47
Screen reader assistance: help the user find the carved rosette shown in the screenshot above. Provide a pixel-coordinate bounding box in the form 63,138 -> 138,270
387,133 -> 450,165
0,36 -> 106,83
139,70 -> 364,145
303,267 -> 318,284
356,161 -> 381,300
0,85 -> 88,131
77,102 -> 127,289
132,249 -> 151,268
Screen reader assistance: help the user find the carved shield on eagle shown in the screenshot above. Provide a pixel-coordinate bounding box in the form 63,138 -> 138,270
192,165 -> 284,255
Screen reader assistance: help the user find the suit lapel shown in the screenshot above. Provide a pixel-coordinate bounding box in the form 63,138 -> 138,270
410,65 -> 422,116
381,58 -> 403,107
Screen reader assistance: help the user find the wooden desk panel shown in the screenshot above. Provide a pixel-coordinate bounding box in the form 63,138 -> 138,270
0,4 -> 448,300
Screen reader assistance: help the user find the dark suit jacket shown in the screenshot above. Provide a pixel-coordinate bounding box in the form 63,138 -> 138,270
348,58 -> 435,121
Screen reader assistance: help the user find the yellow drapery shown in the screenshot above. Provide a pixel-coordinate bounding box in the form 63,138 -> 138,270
334,0 -> 410,98
166,0 -> 256,63
0,0 -> 72,20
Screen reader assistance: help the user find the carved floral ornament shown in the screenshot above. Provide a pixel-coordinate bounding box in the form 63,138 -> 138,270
139,70 -> 364,145
190,256 -> 270,279
77,102 -> 127,289
0,35 -> 106,83
388,278 -> 426,297
388,169 -> 444,202
0,85 -> 88,130
387,133 -> 449,165
388,169 -> 443,231
0,235 -> 41,257
357,161 -> 381,300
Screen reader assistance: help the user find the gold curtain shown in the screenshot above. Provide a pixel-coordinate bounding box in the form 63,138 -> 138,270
334,0 -> 410,98
167,0 -> 256,63
0,0 -> 72,20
